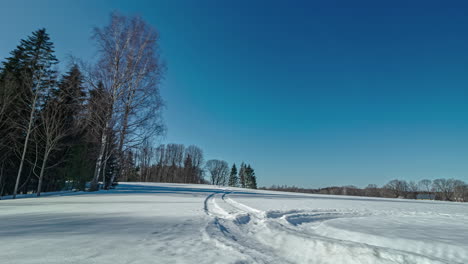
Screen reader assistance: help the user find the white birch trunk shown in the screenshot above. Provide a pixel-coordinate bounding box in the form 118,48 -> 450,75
91,125 -> 109,191
13,94 -> 38,199
37,150 -> 49,197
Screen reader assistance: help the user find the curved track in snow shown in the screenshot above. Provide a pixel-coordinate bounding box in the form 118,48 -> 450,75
204,190 -> 456,264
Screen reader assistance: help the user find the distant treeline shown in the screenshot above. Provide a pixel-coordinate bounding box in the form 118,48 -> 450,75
262,178 -> 468,202
0,13 -> 257,199
126,142 -> 257,189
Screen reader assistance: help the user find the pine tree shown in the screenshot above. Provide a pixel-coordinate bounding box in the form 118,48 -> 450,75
228,163 -> 238,187
2,29 -> 58,108
244,165 -> 251,188
61,143 -> 93,191
55,65 -> 86,135
239,163 -> 246,188
87,82 -> 110,140
245,165 -> 257,189
47,65 -> 88,192
251,175 -> 257,189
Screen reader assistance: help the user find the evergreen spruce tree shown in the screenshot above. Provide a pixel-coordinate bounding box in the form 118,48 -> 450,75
2,28 -> 58,108
61,144 -> 93,191
51,65 -> 89,191
228,163 -> 238,187
244,165 -> 252,188
55,64 -> 86,134
245,165 -> 257,189
239,163 -> 246,188
87,81 -> 109,139
251,174 -> 257,189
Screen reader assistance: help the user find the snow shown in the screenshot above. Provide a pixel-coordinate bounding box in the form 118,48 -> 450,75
1,183 -> 467,264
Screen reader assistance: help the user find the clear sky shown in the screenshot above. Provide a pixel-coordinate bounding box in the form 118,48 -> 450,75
1,0 -> 468,188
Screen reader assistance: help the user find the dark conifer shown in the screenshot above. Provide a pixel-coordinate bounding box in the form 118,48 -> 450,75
228,163 -> 238,187
239,163 -> 246,188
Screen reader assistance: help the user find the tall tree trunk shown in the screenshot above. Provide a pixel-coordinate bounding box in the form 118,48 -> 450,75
111,89 -> 134,186
37,150 -> 50,197
102,155 -> 108,189
0,163 -> 4,199
13,95 -> 38,199
91,125 -> 109,191
145,166 -> 148,182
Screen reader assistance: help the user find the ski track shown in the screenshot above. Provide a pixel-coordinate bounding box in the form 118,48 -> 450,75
204,190 -> 456,264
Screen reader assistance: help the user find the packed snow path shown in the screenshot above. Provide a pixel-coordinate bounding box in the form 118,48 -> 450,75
1,183 -> 467,264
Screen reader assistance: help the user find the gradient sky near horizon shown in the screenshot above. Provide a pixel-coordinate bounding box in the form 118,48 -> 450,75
1,0 -> 468,188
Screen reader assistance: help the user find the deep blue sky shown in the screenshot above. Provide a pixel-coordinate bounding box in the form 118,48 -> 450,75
1,0 -> 468,188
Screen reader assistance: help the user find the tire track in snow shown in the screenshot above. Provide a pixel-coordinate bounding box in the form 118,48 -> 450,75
218,191 -> 454,264
203,192 -> 291,264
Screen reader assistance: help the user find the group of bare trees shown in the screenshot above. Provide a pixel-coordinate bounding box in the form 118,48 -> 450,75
379,179 -> 468,201
264,178 -> 468,202
128,143 -> 205,184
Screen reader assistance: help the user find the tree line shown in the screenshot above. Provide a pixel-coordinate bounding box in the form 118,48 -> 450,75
263,178 -> 468,202
0,13 -> 258,199
130,143 -> 257,188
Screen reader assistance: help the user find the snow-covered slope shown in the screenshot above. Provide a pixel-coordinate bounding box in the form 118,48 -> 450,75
1,183 -> 467,264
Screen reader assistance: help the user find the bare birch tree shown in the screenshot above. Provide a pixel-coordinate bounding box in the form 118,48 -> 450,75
154,144 -> 165,182
185,145 -> 204,183
138,139 -> 153,182
34,100 -> 69,196
89,13 -> 165,191
206,159 -> 229,186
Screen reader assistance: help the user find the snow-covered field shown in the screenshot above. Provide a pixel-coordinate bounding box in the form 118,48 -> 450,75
1,183 -> 467,264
